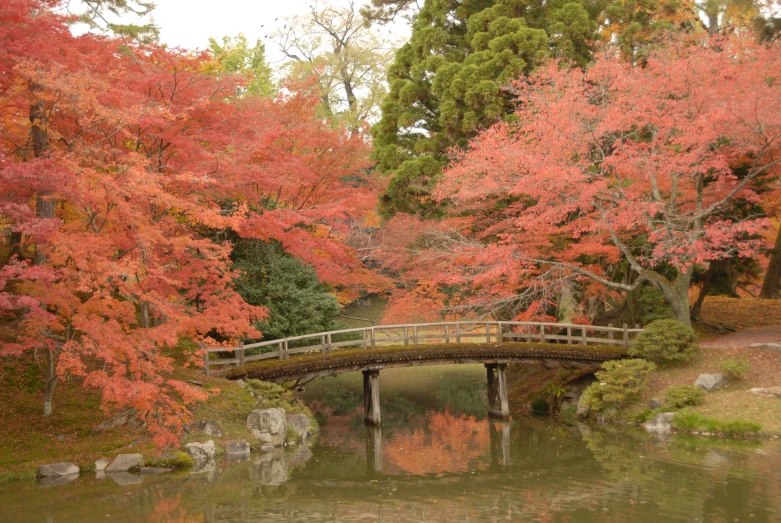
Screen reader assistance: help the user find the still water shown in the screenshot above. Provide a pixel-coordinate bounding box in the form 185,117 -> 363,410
1,364 -> 780,522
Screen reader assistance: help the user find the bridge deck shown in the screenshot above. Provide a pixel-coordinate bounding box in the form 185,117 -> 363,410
226,342 -> 628,383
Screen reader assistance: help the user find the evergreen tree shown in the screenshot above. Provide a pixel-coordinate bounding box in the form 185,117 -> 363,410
232,239 -> 341,340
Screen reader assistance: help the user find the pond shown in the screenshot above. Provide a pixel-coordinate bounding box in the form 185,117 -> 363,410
1,364 -> 779,522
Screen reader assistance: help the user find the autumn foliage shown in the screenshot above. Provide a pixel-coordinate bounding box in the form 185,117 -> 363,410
0,0 -> 381,444
382,36 -> 781,325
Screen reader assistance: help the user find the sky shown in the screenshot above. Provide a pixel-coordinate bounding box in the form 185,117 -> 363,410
71,0 -> 408,65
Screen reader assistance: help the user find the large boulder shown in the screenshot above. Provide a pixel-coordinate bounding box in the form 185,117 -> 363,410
645,412 -> 676,434
750,386 -> 781,398
105,453 -> 144,473
695,373 -> 727,392
38,462 -> 79,477
185,440 -> 216,462
247,408 -> 287,446
286,413 -> 313,442
184,419 -> 223,438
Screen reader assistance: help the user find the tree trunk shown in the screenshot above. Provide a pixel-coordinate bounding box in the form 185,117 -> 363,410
646,269 -> 692,327
760,228 -> 781,298
43,348 -> 58,417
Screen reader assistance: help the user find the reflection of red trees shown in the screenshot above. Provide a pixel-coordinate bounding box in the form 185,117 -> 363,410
384,411 -> 490,475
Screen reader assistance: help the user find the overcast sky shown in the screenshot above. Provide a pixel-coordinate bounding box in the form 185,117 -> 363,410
71,0 -> 407,65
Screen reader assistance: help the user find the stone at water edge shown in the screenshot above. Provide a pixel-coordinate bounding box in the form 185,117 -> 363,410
185,440 -> 216,462
750,386 -> 781,398
694,373 -> 727,393
260,443 -> 275,453
287,413 -> 313,441
575,394 -> 590,419
645,412 -> 676,434
183,419 -> 224,438
225,440 -> 251,457
38,462 -> 79,477
94,458 -> 110,472
648,398 -> 663,410
105,453 -> 144,473
247,408 -> 287,446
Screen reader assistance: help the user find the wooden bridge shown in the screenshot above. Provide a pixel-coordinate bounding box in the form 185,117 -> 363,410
204,321 -> 642,425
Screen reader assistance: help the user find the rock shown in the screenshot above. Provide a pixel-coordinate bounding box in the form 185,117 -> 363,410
225,440 -> 250,460
575,394 -> 590,419
105,453 -> 144,473
140,467 -> 172,475
97,407 -> 137,431
260,443 -> 275,453
38,462 -> 79,477
287,413 -> 313,442
645,412 -> 676,434
39,474 -> 79,488
749,342 -> 781,351
106,472 -> 143,486
249,448 -> 288,486
184,419 -> 223,438
750,386 -> 781,398
648,398 -> 663,410
185,440 -> 216,462
94,458 -> 110,472
694,373 -> 727,392
247,408 -> 287,446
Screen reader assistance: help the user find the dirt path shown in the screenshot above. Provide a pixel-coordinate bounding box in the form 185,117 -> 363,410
701,326 -> 781,349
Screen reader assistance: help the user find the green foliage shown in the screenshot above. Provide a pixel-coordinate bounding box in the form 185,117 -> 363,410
663,385 -> 705,410
232,239 -> 341,343
530,395 -> 550,416
245,379 -> 314,418
719,358 -> 751,381
145,451 -> 194,470
209,34 -> 276,97
672,412 -> 762,435
630,319 -> 698,365
580,359 -> 656,416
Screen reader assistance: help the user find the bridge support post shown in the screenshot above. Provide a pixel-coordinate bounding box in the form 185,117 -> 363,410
363,369 -> 381,425
365,425 -> 383,474
490,420 -> 511,467
486,363 -> 510,419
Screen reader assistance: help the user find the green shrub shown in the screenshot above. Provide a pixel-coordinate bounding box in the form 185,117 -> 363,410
580,359 -> 656,416
530,395 -> 550,416
719,358 -> 751,381
629,319 -> 698,365
663,385 -> 705,410
672,412 -> 761,435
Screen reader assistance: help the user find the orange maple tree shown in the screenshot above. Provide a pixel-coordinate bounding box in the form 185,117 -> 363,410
0,0 -> 381,444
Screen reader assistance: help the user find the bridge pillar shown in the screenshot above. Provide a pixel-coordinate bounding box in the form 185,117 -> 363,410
486,363 -> 510,419
365,426 -> 383,474
363,369 -> 381,425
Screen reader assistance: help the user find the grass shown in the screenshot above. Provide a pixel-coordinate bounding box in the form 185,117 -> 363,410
672,411 -> 762,435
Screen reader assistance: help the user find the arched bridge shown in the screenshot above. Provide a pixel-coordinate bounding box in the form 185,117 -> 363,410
203,321 -> 642,424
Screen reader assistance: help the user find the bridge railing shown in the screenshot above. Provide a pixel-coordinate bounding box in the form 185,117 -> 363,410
201,321 -> 643,376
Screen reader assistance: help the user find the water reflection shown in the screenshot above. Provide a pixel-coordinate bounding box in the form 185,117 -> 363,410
2,365 -> 780,522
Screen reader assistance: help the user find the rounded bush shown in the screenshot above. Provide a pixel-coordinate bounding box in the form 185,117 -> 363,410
663,384 -> 705,410
629,319 -> 698,365
580,358 -> 657,416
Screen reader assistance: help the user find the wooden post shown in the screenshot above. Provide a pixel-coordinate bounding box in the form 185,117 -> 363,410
413,325 -> 418,346
202,343 -> 209,376
581,326 -> 587,345
455,323 -> 461,343
485,324 -> 491,343
623,324 -> 629,348
363,370 -> 381,425
566,326 -> 572,344
284,340 -> 289,359
327,333 -> 333,354
608,323 -> 614,343
444,324 -> 449,344
404,326 -> 408,346
486,363 -> 510,419
362,329 -> 368,349
540,324 -> 546,343
321,335 -> 327,353
238,341 -> 245,367
278,341 -> 284,360
498,322 -> 504,343
365,426 -> 383,474
370,327 -> 376,349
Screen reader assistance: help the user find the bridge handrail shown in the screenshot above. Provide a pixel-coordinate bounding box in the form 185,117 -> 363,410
201,320 -> 644,375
